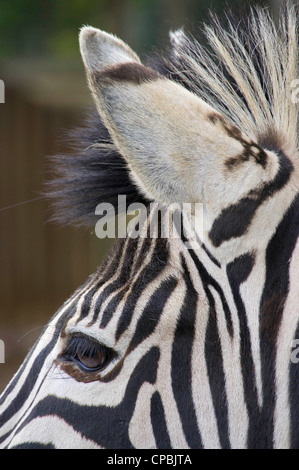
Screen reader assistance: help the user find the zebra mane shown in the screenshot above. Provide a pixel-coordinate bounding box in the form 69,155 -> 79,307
47,5 -> 298,225
46,112 -> 148,225
164,5 -> 299,154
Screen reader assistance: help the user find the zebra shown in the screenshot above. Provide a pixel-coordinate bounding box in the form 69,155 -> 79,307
0,6 -> 298,449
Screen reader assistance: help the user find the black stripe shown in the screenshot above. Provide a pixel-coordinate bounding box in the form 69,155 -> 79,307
130,234 -> 153,276
150,391 -> 172,449
98,237 -> 150,328
259,193 -> 299,449
204,293 -> 230,449
76,248 -> 124,325
201,243 -> 221,268
171,256 -> 203,448
183,249 -> 231,447
95,63 -> 161,85
188,248 -> 233,338
209,152 -> 293,247
76,282 -> 101,323
100,290 -> 127,329
128,277 -> 178,352
226,254 -> 263,448
177,215 -> 233,337
11,442 -> 55,449
88,238 -> 137,327
115,238 -> 169,340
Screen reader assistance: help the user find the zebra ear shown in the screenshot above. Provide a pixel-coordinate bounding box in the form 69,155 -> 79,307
79,27 -> 141,73
79,27 -> 272,206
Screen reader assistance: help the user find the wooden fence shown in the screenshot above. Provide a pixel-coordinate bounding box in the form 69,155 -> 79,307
0,85 -> 113,392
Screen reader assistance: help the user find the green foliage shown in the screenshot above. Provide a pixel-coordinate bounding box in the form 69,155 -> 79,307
0,0 -> 269,59
0,0 -> 107,57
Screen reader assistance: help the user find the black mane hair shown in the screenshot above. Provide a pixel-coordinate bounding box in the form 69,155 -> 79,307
46,111 -> 149,226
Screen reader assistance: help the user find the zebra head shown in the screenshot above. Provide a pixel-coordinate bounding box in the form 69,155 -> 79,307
0,7 -> 298,449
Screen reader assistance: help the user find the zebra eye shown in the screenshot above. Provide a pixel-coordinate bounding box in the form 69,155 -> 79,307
62,336 -> 109,372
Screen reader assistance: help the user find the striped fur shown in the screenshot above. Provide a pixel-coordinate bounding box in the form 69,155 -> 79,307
0,6 -> 298,449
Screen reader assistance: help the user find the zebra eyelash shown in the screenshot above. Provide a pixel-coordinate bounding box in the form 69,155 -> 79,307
61,335 -> 115,373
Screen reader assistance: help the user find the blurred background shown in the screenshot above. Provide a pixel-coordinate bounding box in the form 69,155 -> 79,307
0,0 -> 291,392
